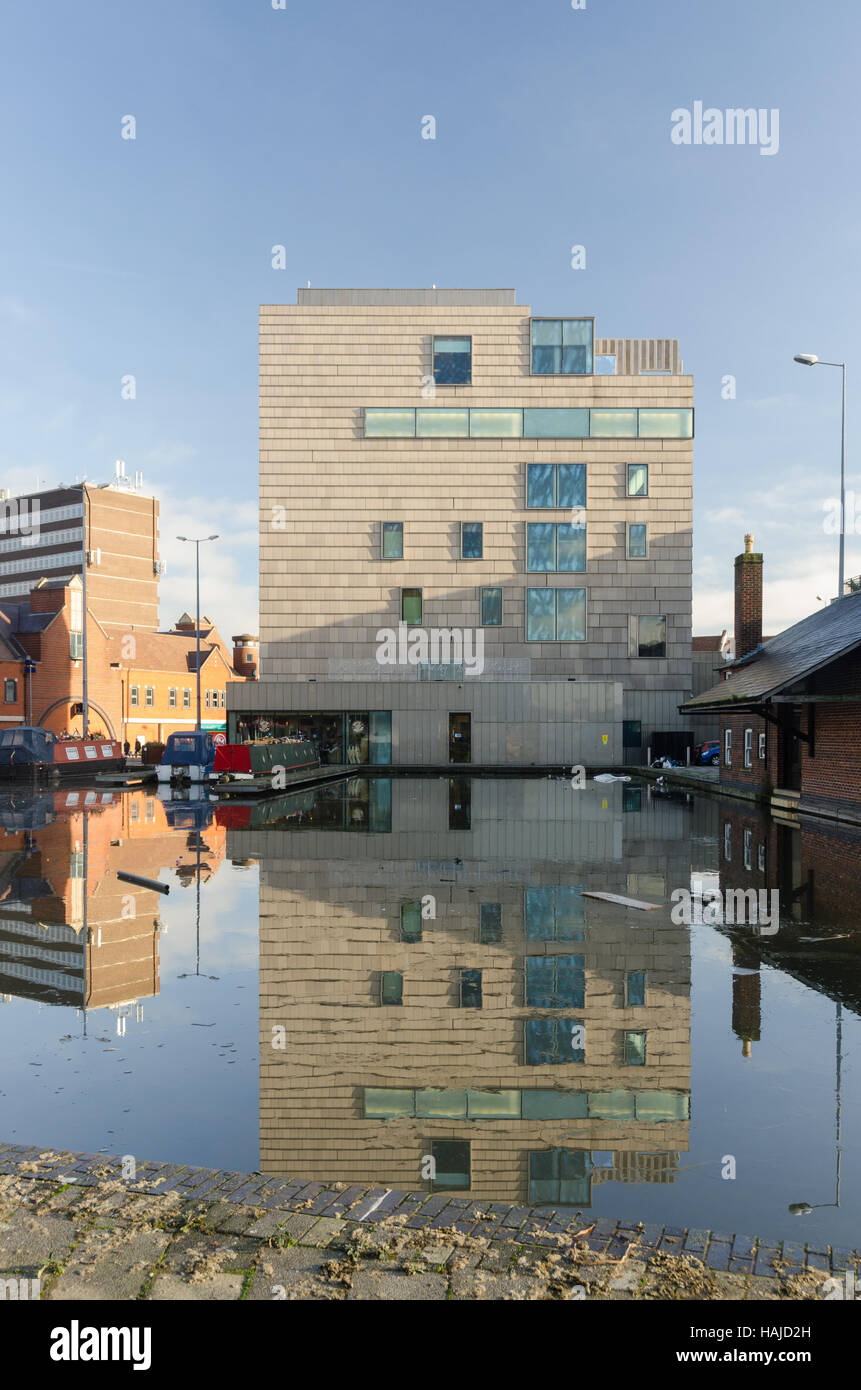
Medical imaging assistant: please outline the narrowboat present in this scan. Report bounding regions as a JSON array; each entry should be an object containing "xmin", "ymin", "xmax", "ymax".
[
  {"xmin": 156, "ymin": 730, "xmax": 217, "ymax": 785},
  {"xmin": 213, "ymin": 737, "xmax": 319, "ymax": 780},
  {"xmin": 0, "ymin": 726, "xmax": 124, "ymax": 780}
]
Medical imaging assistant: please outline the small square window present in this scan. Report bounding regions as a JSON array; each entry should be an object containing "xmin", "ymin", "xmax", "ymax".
[
  {"xmin": 627, "ymin": 464, "xmax": 649, "ymax": 497},
  {"xmin": 401, "ymin": 588, "xmax": 422, "ymax": 623},
  {"xmin": 624, "ymin": 1030, "xmax": 646, "ymax": 1065},
  {"xmin": 480, "ymin": 587, "xmax": 502, "ymax": 627},
  {"xmin": 525, "ymin": 1017, "xmax": 585, "ymax": 1065},
  {"xmin": 430, "ymin": 1139, "xmax": 471, "ymax": 1191},
  {"xmin": 480, "ymin": 902, "xmax": 502, "ymax": 943},
  {"xmin": 460, "ymin": 969, "xmax": 482, "ymax": 1008},
  {"xmin": 461, "ymin": 521, "xmax": 483, "ymax": 559},
  {"xmin": 382, "ymin": 522, "xmax": 403, "ymax": 559},
  {"xmin": 380, "ymin": 971, "xmax": 403, "ymax": 1006},
  {"xmin": 433, "ymin": 336, "xmax": 472, "ymax": 385},
  {"xmin": 627, "ymin": 523, "xmax": 648, "ymax": 559},
  {"xmin": 525, "ymin": 955, "xmax": 585, "ymax": 1009}
]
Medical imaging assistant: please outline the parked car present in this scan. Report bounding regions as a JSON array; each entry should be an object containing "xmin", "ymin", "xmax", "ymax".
[{"xmin": 698, "ymin": 740, "xmax": 720, "ymax": 766}]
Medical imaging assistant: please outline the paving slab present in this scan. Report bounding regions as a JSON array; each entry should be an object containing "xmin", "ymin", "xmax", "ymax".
[
  {"xmin": 44, "ymin": 1229, "xmax": 170, "ymax": 1301},
  {"xmin": 147, "ymin": 1271, "xmax": 245, "ymax": 1301},
  {"xmin": 0, "ymin": 1210, "xmax": 81, "ymax": 1271},
  {"xmin": 346, "ymin": 1269, "xmax": 448, "ymax": 1300}
]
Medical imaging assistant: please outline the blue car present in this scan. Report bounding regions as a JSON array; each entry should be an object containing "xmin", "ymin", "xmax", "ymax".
[{"xmin": 698, "ymin": 740, "xmax": 720, "ymax": 766}]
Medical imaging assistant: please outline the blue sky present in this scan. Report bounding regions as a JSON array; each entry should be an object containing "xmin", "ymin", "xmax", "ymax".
[{"xmin": 1, "ymin": 0, "xmax": 858, "ymax": 638}]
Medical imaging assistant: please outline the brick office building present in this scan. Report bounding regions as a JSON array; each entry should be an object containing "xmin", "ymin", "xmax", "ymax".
[
  {"xmin": 682, "ymin": 537, "xmax": 861, "ymax": 824},
  {"xmin": 1, "ymin": 480, "xmax": 160, "ymax": 632}
]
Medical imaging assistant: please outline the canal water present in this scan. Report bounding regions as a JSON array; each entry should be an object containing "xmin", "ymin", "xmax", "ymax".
[{"xmin": 0, "ymin": 775, "xmax": 858, "ymax": 1252}]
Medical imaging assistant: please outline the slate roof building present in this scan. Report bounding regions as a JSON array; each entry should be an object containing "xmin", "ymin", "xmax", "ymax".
[{"xmin": 682, "ymin": 537, "xmax": 861, "ymax": 823}]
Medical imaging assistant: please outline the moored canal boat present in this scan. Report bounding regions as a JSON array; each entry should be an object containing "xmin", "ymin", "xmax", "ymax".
[{"xmin": 0, "ymin": 726, "xmax": 124, "ymax": 780}]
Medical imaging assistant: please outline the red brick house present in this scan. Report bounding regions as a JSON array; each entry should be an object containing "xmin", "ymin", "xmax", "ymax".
[{"xmin": 682, "ymin": 537, "xmax": 861, "ymax": 824}]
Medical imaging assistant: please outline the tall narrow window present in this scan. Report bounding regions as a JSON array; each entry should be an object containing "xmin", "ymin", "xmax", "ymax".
[
  {"xmin": 145, "ymin": 687, "xmax": 154, "ymax": 708},
  {"xmin": 627, "ymin": 523, "xmax": 647, "ymax": 559},
  {"xmin": 3, "ymin": 679, "xmax": 17, "ymax": 703},
  {"xmin": 401, "ymin": 588, "xmax": 422, "ymax": 623},
  {"xmin": 744, "ymin": 728, "xmax": 753, "ymax": 768},
  {"xmin": 382, "ymin": 522, "xmax": 403, "ymax": 559},
  {"xmin": 183, "ymin": 688, "xmax": 191, "ymax": 708},
  {"xmin": 480, "ymin": 587, "xmax": 502, "ymax": 627},
  {"xmin": 461, "ymin": 522, "xmax": 483, "ymax": 559},
  {"xmin": 460, "ymin": 969, "xmax": 482, "ymax": 1008},
  {"xmin": 130, "ymin": 686, "xmax": 139, "ymax": 707},
  {"xmin": 724, "ymin": 729, "xmax": 732, "ymax": 766},
  {"xmin": 169, "ymin": 688, "xmax": 177, "ymax": 708},
  {"xmin": 626, "ymin": 971, "xmax": 646, "ymax": 1007},
  {"xmin": 380, "ymin": 971, "xmax": 403, "ymax": 1006},
  {"xmin": 400, "ymin": 901, "xmax": 423, "ymax": 943},
  {"xmin": 433, "ymin": 336, "xmax": 472, "ymax": 385},
  {"xmin": 479, "ymin": 902, "xmax": 502, "ymax": 943},
  {"xmin": 624, "ymin": 1031, "xmax": 647, "ymax": 1066},
  {"xmin": 635, "ymin": 616, "xmax": 666, "ymax": 658},
  {"xmin": 627, "ymin": 464, "xmax": 649, "ymax": 497}
]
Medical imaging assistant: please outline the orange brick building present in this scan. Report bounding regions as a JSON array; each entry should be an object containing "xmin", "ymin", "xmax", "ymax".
[{"xmin": 0, "ymin": 580, "xmax": 258, "ymax": 745}]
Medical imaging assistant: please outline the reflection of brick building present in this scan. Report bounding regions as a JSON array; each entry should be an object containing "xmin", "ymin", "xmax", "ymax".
[
  {"xmin": 683, "ymin": 537, "xmax": 861, "ymax": 823},
  {"xmin": 234, "ymin": 778, "xmax": 692, "ymax": 1202},
  {"xmin": 0, "ymin": 792, "xmax": 225, "ymax": 1012}
]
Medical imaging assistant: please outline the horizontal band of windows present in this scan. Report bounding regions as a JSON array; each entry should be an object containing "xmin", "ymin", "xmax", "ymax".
[
  {"xmin": 0, "ymin": 527, "xmax": 83, "ymax": 555},
  {"xmin": 0, "ymin": 549, "xmax": 83, "ymax": 577},
  {"xmin": 364, "ymin": 408, "xmax": 693, "ymax": 439},
  {"xmin": 363, "ymin": 1086, "xmax": 690, "ymax": 1122}
]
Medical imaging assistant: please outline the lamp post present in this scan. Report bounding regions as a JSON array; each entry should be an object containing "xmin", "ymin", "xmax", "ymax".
[
  {"xmin": 176, "ymin": 535, "xmax": 219, "ymax": 731},
  {"xmin": 793, "ymin": 353, "xmax": 847, "ymax": 600}
]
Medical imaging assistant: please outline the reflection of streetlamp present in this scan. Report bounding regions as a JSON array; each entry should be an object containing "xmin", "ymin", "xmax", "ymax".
[
  {"xmin": 789, "ymin": 1002, "xmax": 842, "ymax": 1215},
  {"xmin": 793, "ymin": 353, "xmax": 847, "ymax": 599},
  {"xmin": 176, "ymin": 535, "xmax": 219, "ymax": 732}
]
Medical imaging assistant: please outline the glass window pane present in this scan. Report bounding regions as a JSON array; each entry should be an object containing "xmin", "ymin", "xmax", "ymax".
[
  {"xmin": 556, "ymin": 955, "xmax": 586, "ymax": 1008},
  {"xmin": 525, "ymin": 886, "xmax": 554, "ymax": 940},
  {"xmin": 527, "ymin": 463, "xmax": 555, "ymax": 508},
  {"xmin": 524, "ymin": 408, "xmax": 590, "ymax": 439},
  {"xmin": 462, "ymin": 522, "xmax": 483, "ymax": 558},
  {"xmin": 381, "ymin": 971, "xmax": 403, "ymax": 1005},
  {"xmin": 433, "ymin": 337, "xmax": 471, "ymax": 385},
  {"xmin": 562, "ymin": 345, "xmax": 590, "ymax": 374},
  {"xmin": 625, "ymin": 1031, "xmax": 646, "ymax": 1065},
  {"xmin": 638, "ymin": 408, "xmax": 693, "ymax": 438},
  {"xmin": 556, "ymin": 588, "xmax": 587, "ymax": 641},
  {"xmin": 365, "ymin": 408, "xmax": 415, "ymax": 437},
  {"xmin": 557, "ymin": 523, "xmax": 586, "ymax": 572},
  {"xmin": 480, "ymin": 587, "xmax": 502, "ymax": 627},
  {"xmin": 555, "ymin": 885, "xmax": 586, "ymax": 940},
  {"xmin": 532, "ymin": 345, "xmax": 561, "ymax": 374},
  {"xmin": 557, "ymin": 464, "xmax": 586, "ymax": 508},
  {"xmin": 382, "ymin": 521, "xmax": 403, "ymax": 558},
  {"xmin": 526, "ymin": 588, "xmax": 555, "ymax": 641},
  {"xmin": 430, "ymin": 1140, "xmax": 471, "ymax": 1191},
  {"xmin": 627, "ymin": 464, "xmax": 649, "ymax": 497},
  {"xmin": 532, "ymin": 319, "xmax": 563, "ymax": 346},
  {"xmin": 469, "ymin": 409, "xmax": 522, "ymax": 437},
  {"xmin": 522, "ymin": 1089, "xmax": 588, "ymax": 1120},
  {"xmin": 525, "ymin": 1017, "xmax": 558, "ymax": 1065},
  {"xmin": 369, "ymin": 711, "xmax": 392, "ymax": 765},
  {"xmin": 401, "ymin": 588, "xmax": 422, "ymax": 623},
  {"xmin": 400, "ymin": 901, "xmax": 423, "ymax": 942},
  {"xmin": 638, "ymin": 615, "xmax": 666, "ymax": 658},
  {"xmin": 562, "ymin": 318, "xmax": 592, "ymax": 346},
  {"xmin": 480, "ymin": 902, "xmax": 502, "ymax": 943},
  {"xmin": 416, "ymin": 408, "xmax": 469, "ymax": 437},
  {"xmin": 527, "ymin": 522, "xmax": 556, "ymax": 572},
  {"xmin": 626, "ymin": 971, "xmax": 646, "ymax": 1007},
  {"xmin": 415, "ymin": 1088, "xmax": 467, "ymax": 1118},
  {"xmin": 460, "ymin": 968, "xmax": 482, "ymax": 1008},
  {"xmin": 628, "ymin": 523, "xmax": 647, "ymax": 558},
  {"xmin": 525, "ymin": 956, "xmax": 556, "ymax": 1008},
  {"xmin": 595, "ymin": 354, "xmax": 616, "ymax": 374},
  {"xmin": 590, "ymin": 409, "xmax": 637, "ymax": 438}
]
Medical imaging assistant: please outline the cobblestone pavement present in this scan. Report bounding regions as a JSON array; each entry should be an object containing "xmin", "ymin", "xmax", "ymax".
[{"xmin": 1, "ymin": 1142, "xmax": 857, "ymax": 1301}]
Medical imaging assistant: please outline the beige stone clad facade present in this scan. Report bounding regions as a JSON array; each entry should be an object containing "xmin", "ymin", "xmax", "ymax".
[{"xmin": 239, "ymin": 288, "xmax": 694, "ymax": 764}]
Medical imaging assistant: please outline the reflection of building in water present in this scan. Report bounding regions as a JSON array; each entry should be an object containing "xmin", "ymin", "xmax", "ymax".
[
  {"xmin": 714, "ymin": 802, "xmax": 861, "ymax": 1046},
  {"xmin": 0, "ymin": 790, "xmax": 225, "ymax": 1017},
  {"xmin": 236, "ymin": 777, "xmax": 692, "ymax": 1203}
]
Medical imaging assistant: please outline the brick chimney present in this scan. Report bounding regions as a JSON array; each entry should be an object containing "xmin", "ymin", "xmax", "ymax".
[{"xmin": 734, "ymin": 534, "xmax": 763, "ymax": 659}]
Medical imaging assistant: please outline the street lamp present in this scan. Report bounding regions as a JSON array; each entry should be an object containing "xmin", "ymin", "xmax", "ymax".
[
  {"xmin": 793, "ymin": 353, "xmax": 847, "ymax": 600},
  {"xmin": 177, "ymin": 535, "xmax": 219, "ymax": 731}
]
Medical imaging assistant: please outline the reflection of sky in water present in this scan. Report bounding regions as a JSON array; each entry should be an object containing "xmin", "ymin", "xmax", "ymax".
[{"xmin": 0, "ymin": 778, "xmax": 858, "ymax": 1252}]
